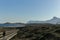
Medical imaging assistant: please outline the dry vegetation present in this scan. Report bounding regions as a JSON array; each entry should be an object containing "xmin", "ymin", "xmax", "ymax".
[{"xmin": 10, "ymin": 24, "xmax": 60, "ymax": 40}]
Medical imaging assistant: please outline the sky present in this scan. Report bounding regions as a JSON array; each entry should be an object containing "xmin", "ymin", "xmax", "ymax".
[{"xmin": 0, "ymin": 0, "xmax": 60, "ymax": 23}]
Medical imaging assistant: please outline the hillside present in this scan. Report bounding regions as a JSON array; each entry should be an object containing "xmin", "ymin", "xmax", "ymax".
[
  {"xmin": 28, "ymin": 17, "xmax": 60, "ymax": 24},
  {"xmin": 10, "ymin": 24, "xmax": 60, "ymax": 40}
]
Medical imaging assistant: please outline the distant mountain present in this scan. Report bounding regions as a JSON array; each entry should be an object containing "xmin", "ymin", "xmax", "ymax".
[
  {"xmin": 28, "ymin": 17, "xmax": 60, "ymax": 24},
  {"xmin": 0, "ymin": 23, "xmax": 25, "ymax": 27}
]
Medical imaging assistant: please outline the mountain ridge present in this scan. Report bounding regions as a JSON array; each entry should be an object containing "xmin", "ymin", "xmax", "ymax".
[{"xmin": 28, "ymin": 17, "xmax": 60, "ymax": 24}]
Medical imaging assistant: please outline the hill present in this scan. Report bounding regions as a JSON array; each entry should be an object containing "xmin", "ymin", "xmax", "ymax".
[{"xmin": 28, "ymin": 17, "xmax": 60, "ymax": 24}]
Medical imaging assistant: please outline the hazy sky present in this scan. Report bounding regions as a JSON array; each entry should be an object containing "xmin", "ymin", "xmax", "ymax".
[{"xmin": 0, "ymin": 0, "xmax": 60, "ymax": 23}]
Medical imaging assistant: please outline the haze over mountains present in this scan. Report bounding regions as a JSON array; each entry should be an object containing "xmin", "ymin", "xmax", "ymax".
[
  {"xmin": 28, "ymin": 17, "xmax": 60, "ymax": 24},
  {"xmin": 0, "ymin": 17, "xmax": 60, "ymax": 27}
]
